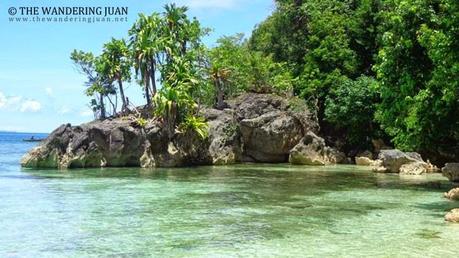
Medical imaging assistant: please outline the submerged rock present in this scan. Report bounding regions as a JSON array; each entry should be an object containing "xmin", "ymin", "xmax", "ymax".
[
  {"xmin": 22, "ymin": 93, "xmax": 343, "ymax": 169},
  {"xmin": 442, "ymin": 163, "xmax": 459, "ymax": 182},
  {"xmin": 445, "ymin": 209, "xmax": 459, "ymax": 223},
  {"xmin": 444, "ymin": 188, "xmax": 459, "ymax": 200},
  {"xmin": 289, "ymin": 132, "xmax": 345, "ymax": 165}
]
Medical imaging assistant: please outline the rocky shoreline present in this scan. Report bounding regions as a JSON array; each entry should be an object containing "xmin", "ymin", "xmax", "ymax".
[
  {"xmin": 21, "ymin": 93, "xmax": 344, "ymax": 169},
  {"xmin": 21, "ymin": 93, "xmax": 459, "ymax": 222}
]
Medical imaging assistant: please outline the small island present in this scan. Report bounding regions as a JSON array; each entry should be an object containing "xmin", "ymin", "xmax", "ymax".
[
  {"xmin": 21, "ymin": 3, "xmax": 459, "ymax": 222},
  {"xmin": 11, "ymin": 3, "xmax": 459, "ymax": 255}
]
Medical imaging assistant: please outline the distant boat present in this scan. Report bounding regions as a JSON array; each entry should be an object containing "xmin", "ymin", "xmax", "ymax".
[{"xmin": 23, "ymin": 136, "xmax": 44, "ymax": 142}]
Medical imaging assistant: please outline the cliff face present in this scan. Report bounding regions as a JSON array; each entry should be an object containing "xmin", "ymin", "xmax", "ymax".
[{"xmin": 21, "ymin": 93, "xmax": 345, "ymax": 169}]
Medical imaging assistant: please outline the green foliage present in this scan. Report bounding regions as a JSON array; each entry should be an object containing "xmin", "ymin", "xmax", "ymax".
[
  {"xmin": 100, "ymin": 38, "xmax": 131, "ymax": 83},
  {"xmin": 249, "ymin": 0, "xmax": 380, "ymax": 120},
  {"xmin": 135, "ymin": 117, "xmax": 148, "ymax": 128},
  {"xmin": 68, "ymin": 0, "xmax": 459, "ymax": 161},
  {"xmin": 127, "ymin": 4, "xmax": 209, "ymax": 137},
  {"xmin": 325, "ymin": 76, "xmax": 381, "ymax": 148},
  {"xmin": 209, "ymin": 34, "xmax": 293, "ymax": 106},
  {"xmin": 70, "ymin": 50, "xmax": 114, "ymax": 119},
  {"xmin": 178, "ymin": 115, "xmax": 209, "ymax": 139},
  {"xmin": 374, "ymin": 0, "xmax": 459, "ymax": 154}
]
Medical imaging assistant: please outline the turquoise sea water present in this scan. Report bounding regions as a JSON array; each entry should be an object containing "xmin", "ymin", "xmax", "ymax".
[{"xmin": 1, "ymin": 131, "xmax": 459, "ymax": 257}]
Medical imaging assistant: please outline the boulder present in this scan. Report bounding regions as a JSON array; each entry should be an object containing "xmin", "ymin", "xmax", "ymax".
[
  {"xmin": 442, "ymin": 163, "xmax": 459, "ymax": 182},
  {"xmin": 22, "ymin": 119, "xmax": 146, "ymax": 168},
  {"xmin": 355, "ymin": 157, "xmax": 376, "ymax": 166},
  {"xmin": 399, "ymin": 162, "xmax": 427, "ymax": 175},
  {"xmin": 240, "ymin": 111, "xmax": 303, "ymax": 162},
  {"xmin": 289, "ymin": 132, "xmax": 345, "ymax": 165},
  {"xmin": 445, "ymin": 209, "xmax": 459, "ymax": 223},
  {"xmin": 378, "ymin": 149, "xmax": 421, "ymax": 173},
  {"xmin": 229, "ymin": 93, "xmax": 318, "ymax": 133},
  {"xmin": 203, "ymin": 108, "xmax": 242, "ymax": 165},
  {"xmin": 230, "ymin": 93, "xmax": 319, "ymax": 162},
  {"xmin": 372, "ymin": 149, "xmax": 428, "ymax": 173},
  {"xmin": 444, "ymin": 188, "xmax": 459, "ymax": 200}
]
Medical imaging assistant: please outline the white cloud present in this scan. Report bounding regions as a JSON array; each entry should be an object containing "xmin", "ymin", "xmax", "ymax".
[
  {"xmin": 0, "ymin": 92, "xmax": 6, "ymax": 108},
  {"xmin": 20, "ymin": 100, "xmax": 42, "ymax": 112},
  {"xmin": 0, "ymin": 92, "xmax": 21, "ymax": 109},
  {"xmin": 0, "ymin": 91, "xmax": 42, "ymax": 113},
  {"xmin": 177, "ymin": 0, "xmax": 239, "ymax": 10}
]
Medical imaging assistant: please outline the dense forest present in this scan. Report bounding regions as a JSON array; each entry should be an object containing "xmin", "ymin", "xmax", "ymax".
[{"xmin": 71, "ymin": 1, "xmax": 458, "ymax": 163}]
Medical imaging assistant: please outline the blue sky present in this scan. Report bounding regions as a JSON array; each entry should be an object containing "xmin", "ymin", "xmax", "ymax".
[{"xmin": 0, "ymin": 0, "xmax": 274, "ymax": 133}]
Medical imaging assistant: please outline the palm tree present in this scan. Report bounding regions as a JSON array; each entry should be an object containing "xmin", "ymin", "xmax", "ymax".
[
  {"xmin": 129, "ymin": 13, "xmax": 161, "ymax": 106},
  {"xmin": 100, "ymin": 38, "xmax": 131, "ymax": 112}
]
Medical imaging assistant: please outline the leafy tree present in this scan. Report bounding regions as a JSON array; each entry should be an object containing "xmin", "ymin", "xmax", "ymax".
[
  {"xmin": 151, "ymin": 4, "xmax": 209, "ymax": 138},
  {"xmin": 99, "ymin": 38, "xmax": 132, "ymax": 112},
  {"xmin": 325, "ymin": 76, "xmax": 381, "ymax": 149},
  {"xmin": 129, "ymin": 13, "xmax": 162, "ymax": 106},
  {"xmin": 375, "ymin": 0, "xmax": 459, "ymax": 158},
  {"xmin": 208, "ymin": 34, "xmax": 293, "ymax": 108},
  {"xmin": 71, "ymin": 50, "xmax": 110, "ymax": 119}
]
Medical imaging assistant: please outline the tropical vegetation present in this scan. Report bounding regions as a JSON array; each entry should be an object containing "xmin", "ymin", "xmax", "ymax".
[{"xmin": 71, "ymin": 1, "xmax": 458, "ymax": 161}]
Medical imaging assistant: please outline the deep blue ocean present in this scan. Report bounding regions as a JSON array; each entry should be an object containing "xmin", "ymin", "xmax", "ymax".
[{"xmin": 0, "ymin": 132, "xmax": 48, "ymax": 172}]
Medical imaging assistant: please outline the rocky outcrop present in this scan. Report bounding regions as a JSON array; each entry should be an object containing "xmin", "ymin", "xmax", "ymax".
[
  {"xmin": 445, "ymin": 209, "xmax": 459, "ymax": 223},
  {"xmin": 444, "ymin": 188, "xmax": 459, "ymax": 200},
  {"xmin": 442, "ymin": 163, "xmax": 459, "ymax": 182},
  {"xmin": 202, "ymin": 108, "xmax": 241, "ymax": 165},
  {"xmin": 22, "ymin": 93, "xmax": 344, "ymax": 169},
  {"xmin": 230, "ymin": 93, "xmax": 317, "ymax": 162},
  {"xmin": 289, "ymin": 132, "xmax": 346, "ymax": 165},
  {"xmin": 21, "ymin": 120, "xmax": 146, "ymax": 168},
  {"xmin": 371, "ymin": 149, "xmax": 429, "ymax": 174}
]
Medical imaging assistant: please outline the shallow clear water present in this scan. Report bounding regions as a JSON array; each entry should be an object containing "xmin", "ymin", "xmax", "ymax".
[{"xmin": 1, "ymin": 132, "xmax": 459, "ymax": 257}]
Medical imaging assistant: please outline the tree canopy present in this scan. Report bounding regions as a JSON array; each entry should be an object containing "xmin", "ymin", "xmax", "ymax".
[{"xmin": 70, "ymin": 1, "xmax": 459, "ymax": 162}]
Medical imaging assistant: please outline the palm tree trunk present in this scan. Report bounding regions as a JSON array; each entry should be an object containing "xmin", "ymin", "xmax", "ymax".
[
  {"xmin": 118, "ymin": 77, "xmax": 127, "ymax": 111},
  {"xmin": 99, "ymin": 93, "xmax": 106, "ymax": 119},
  {"xmin": 144, "ymin": 72, "xmax": 151, "ymax": 107},
  {"xmin": 150, "ymin": 59, "xmax": 157, "ymax": 96}
]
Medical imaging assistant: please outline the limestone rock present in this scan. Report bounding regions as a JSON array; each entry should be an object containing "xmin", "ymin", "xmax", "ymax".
[
  {"xmin": 399, "ymin": 162, "xmax": 427, "ymax": 175},
  {"xmin": 240, "ymin": 111, "xmax": 303, "ymax": 162},
  {"xmin": 21, "ymin": 93, "xmax": 324, "ymax": 169},
  {"xmin": 372, "ymin": 149, "xmax": 428, "ymax": 174},
  {"xmin": 289, "ymin": 132, "xmax": 345, "ymax": 165},
  {"xmin": 442, "ymin": 163, "xmax": 459, "ymax": 182},
  {"xmin": 445, "ymin": 209, "xmax": 459, "ymax": 223},
  {"xmin": 203, "ymin": 108, "xmax": 242, "ymax": 165},
  {"xmin": 444, "ymin": 188, "xmax": 459, "ymax": 200},
  {"xmin": 425, "ymin": 161, "xmax": 440, "ymax": 173},
  {"xmin": 355, "ymin": 157, "xmax": 376, "ymax": 166},
  {"xmin": 378, "ymin": 149, "xmax": 421, "ymax": 173}
]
